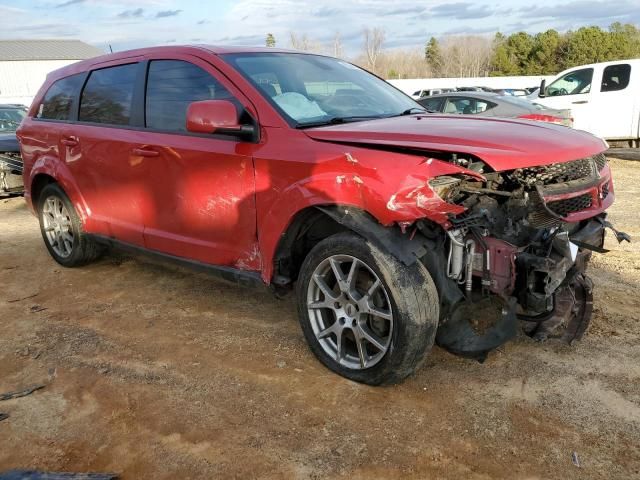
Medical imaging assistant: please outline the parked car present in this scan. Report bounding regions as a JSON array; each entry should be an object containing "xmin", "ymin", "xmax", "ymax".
[
  {"xmin": 410, "ymin": 88, "xmax": 455, "ymax": 99},
  {"xmin": 418, "ymin": 92, "xmax": 572, "ymax": 126},
  {"xmin": 530, "ymin": 59, "xmax": 640, "ymax": 145},
  {"xmin": 455, "ymin": 86, "xmax": 494, "ymax": 93},
  {"xmin": 18, "ymin": 46, "xmax": 627, "ymax": 385},
  {"xmin": 0, "ymin": 104, "xmax": 26, "ymax": 195}
]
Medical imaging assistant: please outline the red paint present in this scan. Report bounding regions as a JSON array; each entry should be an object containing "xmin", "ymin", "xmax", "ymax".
[
  {"xmin": 17, "ymin": 46, "xmax": 614, "ymax": 284},
  {"xmin": 186, "ymin": 100, "xmax": 239, "ymax": 134}
]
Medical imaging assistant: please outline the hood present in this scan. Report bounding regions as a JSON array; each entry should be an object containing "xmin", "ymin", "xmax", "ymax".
[
  {"xmin": 0, "ymin": 132, "xmax": 19, "ymax": 153},
  {"xmin": 303, "ymin": 114, "xmax": 606, "ymax": 171}
]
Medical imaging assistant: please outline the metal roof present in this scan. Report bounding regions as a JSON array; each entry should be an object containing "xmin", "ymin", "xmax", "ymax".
[{"xmin": 0, "ymin": 40, "xmax": 104, "ymax": 61}]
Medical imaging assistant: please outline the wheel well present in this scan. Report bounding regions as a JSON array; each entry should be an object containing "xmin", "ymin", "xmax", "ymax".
[
  {"xmin": 272, "ymin": 207, "xmax": 349, "ymax": 287},
  {"xmin": 31, "ymin": 174, "xmax": 56, "ymax": 211}
]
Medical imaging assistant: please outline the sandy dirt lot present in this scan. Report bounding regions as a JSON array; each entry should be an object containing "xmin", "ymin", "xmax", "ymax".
[{"xmin": 0, "ymin": 158, "xmax": 639, "ymax": 479}]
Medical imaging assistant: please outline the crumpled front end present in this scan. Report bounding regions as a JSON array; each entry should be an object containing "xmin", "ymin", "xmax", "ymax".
[{"xmin": 423, "ymin": 153, "xmax": 630, "ymax": 360}]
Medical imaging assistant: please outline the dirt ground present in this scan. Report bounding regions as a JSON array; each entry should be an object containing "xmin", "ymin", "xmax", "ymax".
[{"xmin": 1, "ymin": 158, "xmax": 639, "ymax": 479}]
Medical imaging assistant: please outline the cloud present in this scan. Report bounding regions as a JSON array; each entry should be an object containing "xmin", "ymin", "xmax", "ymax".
[
  {"xmin": 430, "ymin": 2, "xmax": 495, "ymax": 20},
  {"xmin": 117, "ymin": 8, "xmax": 144, "ymax": 19},
  {"xmin": 57, "ymin": 0, "xmax": 85, "ymax": 7},
  {"xmin": 518, "ymin": 0, "xmax": 638, "ymax": 21},
  {"xmin": 155, "ymin": 9, "xmax": 182, "ymax": 18}
]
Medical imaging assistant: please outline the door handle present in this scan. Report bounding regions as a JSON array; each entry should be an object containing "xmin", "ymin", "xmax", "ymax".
[
  {"xmin": 572, "ymin": 100, "xmax": 589, "ymax": 104},
  {"xmin": 61, "ymin": 136, "xmax": 78, "ymax": 147},
  {"xmin": 132, "ymin": 148, "xmax": 159, "ymax": 157}
]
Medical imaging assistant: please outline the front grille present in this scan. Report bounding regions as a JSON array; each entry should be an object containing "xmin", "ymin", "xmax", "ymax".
[
  {"xmin": 547, "ymin": 194, "xmax": 593, "ymax": 217},
  {"xmin": 518, "ymin": 157, "xmax": 596, "ymax": 185},
  {"xmin": 593, "ymin": 153, "xmax": 607, "ymax": 171}
]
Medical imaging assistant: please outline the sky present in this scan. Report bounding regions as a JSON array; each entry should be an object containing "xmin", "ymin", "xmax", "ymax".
[{"xmin": 1, "ymin": 0, "xmax": 639, "ymax": 56}]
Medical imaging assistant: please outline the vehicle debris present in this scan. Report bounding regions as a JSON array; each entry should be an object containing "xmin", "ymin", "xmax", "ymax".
[
  {"xmin": 572, "ymin": 451, "xmax": 581, "ymax": 468},
  {"xmin": 0, "ymin": 472, "xmax": 118, "ymax": 480},
  {"xmin": 0, "ymin": 384, "xmax": 46, "ymax": 401}
]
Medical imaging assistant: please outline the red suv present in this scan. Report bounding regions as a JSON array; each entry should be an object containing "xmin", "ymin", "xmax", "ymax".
[{"xmin": 18, "ymin": 46, "xmax": 627, "ymax": 385}]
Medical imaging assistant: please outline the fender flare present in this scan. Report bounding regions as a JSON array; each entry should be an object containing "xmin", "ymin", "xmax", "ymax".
[{"xmin": 315, "ymin": 205, "xmax": 430, "ymax": 266}]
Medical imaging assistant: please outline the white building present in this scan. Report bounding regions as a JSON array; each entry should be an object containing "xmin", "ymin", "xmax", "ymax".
[{"xmin": 0, "ymin": 40, "xmax": 104, "ymax": 107}]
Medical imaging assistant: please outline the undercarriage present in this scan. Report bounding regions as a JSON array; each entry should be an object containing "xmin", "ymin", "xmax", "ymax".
[{"xmin": 422, "ymin": 153, "xmax": 630, "ymax": 360}]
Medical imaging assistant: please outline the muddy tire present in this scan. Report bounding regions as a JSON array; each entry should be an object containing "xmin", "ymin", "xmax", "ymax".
[
  {"xmin": 296, "ymin": 232, "xmax": 439, "ymax": 385},
  {"xmin": 37, "ymin": 183, "xmax": 103, "ymax": 267}
]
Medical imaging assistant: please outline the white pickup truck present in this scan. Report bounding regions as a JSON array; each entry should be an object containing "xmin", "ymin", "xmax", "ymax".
[{"xmin": 530, "ymin": 59, "xmax": 640, "ymax": 147}]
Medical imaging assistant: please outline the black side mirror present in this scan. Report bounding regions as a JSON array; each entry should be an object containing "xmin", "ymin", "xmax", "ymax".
[{"xmin": 539, "ymin": 79, "xmax": 546, "ymax": 98}]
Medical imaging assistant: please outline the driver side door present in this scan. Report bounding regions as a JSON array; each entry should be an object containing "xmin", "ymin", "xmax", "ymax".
[{"xmin": 540, "ymin": 67, "xmax": 594, "ymax": 133}]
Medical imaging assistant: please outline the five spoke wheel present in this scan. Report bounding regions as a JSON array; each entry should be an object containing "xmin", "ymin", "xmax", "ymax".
[
  {"xmin": 41, "ymin": 195, "xmax": 74, "ymax": 258},
  {"xmin": 307, "ymin": 255, "xmax": 393, "ymax": 370}
]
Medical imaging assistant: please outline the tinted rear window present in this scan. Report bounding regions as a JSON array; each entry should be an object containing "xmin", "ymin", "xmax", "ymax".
[
  {"xmin": 79, "ymin": 63, "xmax": 137, "ymax": 125},
  {"xmin": 39, "ymin": 74, "xmax": 84, "ymax": 121}
]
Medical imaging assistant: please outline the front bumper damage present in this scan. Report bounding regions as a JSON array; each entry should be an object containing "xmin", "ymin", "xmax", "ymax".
[
  {"xmin": 422, "ymin": 153, "xmax": 630, "ymax": 361},
  {"xmin": 434, "ymin": 215, "xmax": 629, "ymax": 361}
]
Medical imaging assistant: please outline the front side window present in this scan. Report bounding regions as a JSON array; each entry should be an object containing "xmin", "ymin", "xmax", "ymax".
[
  {"xmin": 601, "ymin": 64, "xmax": 631, "ymax": 92},
  {"xmin": 145, "ymin": 60, "xmax": 234, "ymax": 131},
  {"xmin": 79, "ymin": 63, "xmax": 137, "ymax": 125},
  {"xmin": 443, "ymin": 97, "xmax": 494, "ymax": 114},
  {"xmin": 38, "ymin": 74, "xmax": 84, "ymax": 121},
  {"xmin": 222, "ymin": 52, "xmax": 418, "ymax": 127},
  {"xmin": 546, "ymin": 68, "xmax": 593, "ymax": 96}
]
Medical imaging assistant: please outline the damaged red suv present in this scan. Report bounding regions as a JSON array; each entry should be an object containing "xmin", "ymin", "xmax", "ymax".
[{"xmin": 18, "ymin": 46, "xmax": 629, "ymax": 385}]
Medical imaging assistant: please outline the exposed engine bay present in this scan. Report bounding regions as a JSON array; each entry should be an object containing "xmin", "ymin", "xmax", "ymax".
[
  {"xmin": 420, "ymin": 153, "xmax": 631, "ymax": 360},
  {"xmin": 0, "ymin": 152, "xmax": 23, "ymax": 195}
]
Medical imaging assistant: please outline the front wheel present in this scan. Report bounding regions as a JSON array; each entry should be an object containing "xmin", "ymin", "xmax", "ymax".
[{"xmin": 296, "ymin": 232, "xmax": 439, "ymax": 385}]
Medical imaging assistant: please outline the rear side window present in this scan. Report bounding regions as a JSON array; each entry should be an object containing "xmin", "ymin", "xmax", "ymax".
[
  {"xmin": 79, "ymin": 64, "xmax": 137, "ymax": 125},
  {"xmin": 601, "ymin": 64, "xmax": 631, "ymax": 92},
  {"xmin": 38, "ymin": 74, "xmax": 84, "ymax": 121},
  {"xmin": 419, "ymin": 97, "xmax": 444, "ymax": 112},
  {"xmin": 145, "ymin": 60, "xmax": 233, "ymax": 132}
]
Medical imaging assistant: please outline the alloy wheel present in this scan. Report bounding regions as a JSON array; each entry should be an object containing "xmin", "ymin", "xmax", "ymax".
[
  {"xmin": 306, "ymin": 254, "xmax": 393, "ymax": 369},
  {"xmin": 41, "ymin": 195, "xmax": 74, "ymax": 258}
]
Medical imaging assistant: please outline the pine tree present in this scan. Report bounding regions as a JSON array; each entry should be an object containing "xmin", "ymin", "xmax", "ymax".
[
  {"xmin": 424, "ymin": 37, "xmax": 443, "ymax": 77},
  {"xmin": 266, "ymin": 33, "xmax": 276, "ymax": 48}
]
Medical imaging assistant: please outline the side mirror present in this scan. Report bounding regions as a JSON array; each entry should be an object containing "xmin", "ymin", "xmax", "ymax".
[
  {"xmin": 186, "ymin": 100, "xmax": 255, "ymax": 139},
  {"xmin": 539, "ymin": 79, "xmax": 546, "ymax": 98}
]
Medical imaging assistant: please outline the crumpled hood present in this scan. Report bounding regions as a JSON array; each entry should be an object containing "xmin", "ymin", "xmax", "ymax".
[{"xmin": 303, "ymin": 114, "xmax": 607, "ymax": 171}]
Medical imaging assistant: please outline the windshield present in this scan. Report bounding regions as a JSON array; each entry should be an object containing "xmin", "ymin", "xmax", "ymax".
[
  {"xmin": 0, "ymin": 107, "xmax": 26, "ymax": 132},
  {"xmin": 222, "ymin": 52, "xmax": 420, "ymax": 127}
]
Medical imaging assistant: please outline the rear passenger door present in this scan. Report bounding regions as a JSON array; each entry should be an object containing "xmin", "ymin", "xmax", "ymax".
[
  {"xmin": 590, "ymin": 63, "xmax": 634, "ymax": 139},
  {"xmin": 134, "ymin": 56, "xmax": 260, "ymax": 270},
  {"xmin": 72, "ymin": 60, "xmax": 150, "ymax": 245}
]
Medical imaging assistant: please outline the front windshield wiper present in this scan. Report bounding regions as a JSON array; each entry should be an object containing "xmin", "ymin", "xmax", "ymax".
[{"xmin": 295, "ymin": 115, "xmax": 388, "ymax": 129}]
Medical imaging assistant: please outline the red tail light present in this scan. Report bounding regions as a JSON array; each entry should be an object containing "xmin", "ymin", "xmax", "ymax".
[{"xmin": 518, "ymin": 114, "xmax": 573, "ymax": 127}]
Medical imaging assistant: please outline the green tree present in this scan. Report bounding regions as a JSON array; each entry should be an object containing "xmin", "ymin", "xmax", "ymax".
[
  {"xmin": 562, "ymin": 26, "xmax": 613, "ymax": 67},
  {"xmin": 424, "ymin": 37, "xmax": 443, "ymax": 76},
  {"xmin": 265, "ymin": 33, "xmax": 276, "ymax": 48},
  {"xmin": 528, "ymin": 29, "xmax": 562, "ymax": 74}
]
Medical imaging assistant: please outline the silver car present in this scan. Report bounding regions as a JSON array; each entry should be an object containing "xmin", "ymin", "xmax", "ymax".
[{"xmin": 418, "ymin": 92, "xmax": 572, "ymax": 127}]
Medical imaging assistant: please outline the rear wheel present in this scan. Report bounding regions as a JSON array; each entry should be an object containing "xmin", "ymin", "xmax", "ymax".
[
  {"xmin": 296, "ymin": 232, "xmax": 439, "ymax": 385},
  {"xmin": 37, "ymin": 183, "xmax": 102, "ymax": 267}
]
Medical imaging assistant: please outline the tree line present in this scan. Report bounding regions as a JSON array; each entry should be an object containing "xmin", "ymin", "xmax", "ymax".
[{"xmin": 265, "ymin": 23, "xmax": 640, "ymax": 79}]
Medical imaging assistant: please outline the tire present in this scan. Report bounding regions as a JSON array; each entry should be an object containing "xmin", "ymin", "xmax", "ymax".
[
  {"xmin": 296, "ymin": 232, "xmax": 439, "ymax": 385},
  {"xmin": 37, "ymin": 183, "xmax": 103, "ymax": 267}
]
